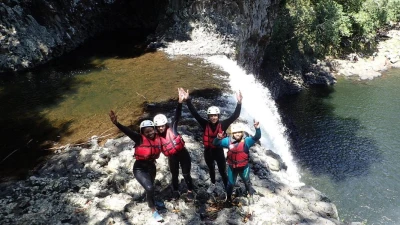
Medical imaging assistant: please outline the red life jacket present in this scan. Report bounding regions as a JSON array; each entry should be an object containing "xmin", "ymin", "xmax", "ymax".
[
  {"xmin": 227, "ymin": 140, "xmax": 248, "ymax": 168},
  {"xmin": 203, "ymin": 123, "xmax": 224, "ymax": 149},
  {"xmin": 134, "ymin": 135, "xmax": 161, "ymax": 160},
  {"xmin": 159, "ymin": 128, "xmax": 185, "ymax": 157}
]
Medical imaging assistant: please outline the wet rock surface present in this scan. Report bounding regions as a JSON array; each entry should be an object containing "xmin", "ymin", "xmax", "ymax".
[{"xmin": 0, "ymin": 99, "xmax": 347, "ymax": 225}]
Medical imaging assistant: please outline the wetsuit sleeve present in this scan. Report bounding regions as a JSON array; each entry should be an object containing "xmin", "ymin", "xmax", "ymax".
[
  {"xmin": 213, "ymin": 136, "xmax": 230, "ymax": 148},
  {"xmin": 186, "ymin": 97, "xmax": 208, "ymax": 129},
  {"xmin": 221, "ymin": 102, "xmax": 242, "ymax": 131},
  {"xmin": 115, "ymin": 122, "xmax": 142, "ymax": 144},
  {"xmin": 244, "ymin": 128, "xmax": 261, "ymax": 151},
  {"xmin": 171, "ymin": 103, "xmax": 182, "ymax": 136},
  {"xmin": 252, "ymin": 127, "xmax": 261, "ymax": 141}
]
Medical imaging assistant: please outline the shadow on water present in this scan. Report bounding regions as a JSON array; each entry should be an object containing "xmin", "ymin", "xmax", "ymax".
[
  {"xmin": 0, "ymin": 29, "xmax": 152, "ymax": 181},
  {"xmin": 0, "ymin": 72, "xmax": 81, "ymax": 180},
  {"xmin": 277, "ymin": 86, "xmax": 382, "ymax": 182}
]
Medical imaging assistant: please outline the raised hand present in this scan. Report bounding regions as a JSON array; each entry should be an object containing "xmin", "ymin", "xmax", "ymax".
[
  {"xmin": 109, "ymin": 110, "xmax": 118, "ymax": 125},
  {"xmin": 178, "ymin": 88, "xmax": 189, "ymax": 101},
  {"xmin": 217, "ymin": 131, "xmax": 225, "ymax": 139},
  {"xmin": 253, "ymin": 119, "xmax": 260, "ymax": 129},
  {"xmin": 236, "ymin": 90, "xmax": 243, "ymax": 103},
  {"xmin": 178, "ymin": 88, "xmax": 185, "ymax": 103}
]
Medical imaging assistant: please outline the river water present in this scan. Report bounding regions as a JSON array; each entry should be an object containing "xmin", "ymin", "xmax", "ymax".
[{"xmin": 277, "ymin": 69, "xmax": 400, "ymax": 224}]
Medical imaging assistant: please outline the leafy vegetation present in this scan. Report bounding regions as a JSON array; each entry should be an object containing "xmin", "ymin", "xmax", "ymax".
[{"xmin": 266, "ymin": 0, "xmax": 400, "ymax": 63}]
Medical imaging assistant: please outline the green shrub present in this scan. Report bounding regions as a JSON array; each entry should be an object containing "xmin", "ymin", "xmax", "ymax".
[
  {"xmin": 313, "ymin": 0, "xmax": 352, "ymax": 56},
  {"xmin": 352, "ymin": 0, "xmax": 388, "ymax": 41},
  {"xmin": 387, "ymin": 0, "xmax": 400, "ymax": 22},
  {"xmin": 266, "ymin": 0, "xmax": 400, "ymax": 64}
]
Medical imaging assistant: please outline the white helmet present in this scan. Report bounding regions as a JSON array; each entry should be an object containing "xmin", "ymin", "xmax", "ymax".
[
  {"xmin": 230, "ymin": 123, "xmax": 244, "ymax": 133},
  {"xmin": 140, "ymin": 120, "xmax": 155, "ymax": 129},
  {"xmin": 207, "ymin": 106, "xmax": 220, "ymax": 115},
  {"xmin": 153, "ymin": 114, "xmax": 168, "ymax": 126}
]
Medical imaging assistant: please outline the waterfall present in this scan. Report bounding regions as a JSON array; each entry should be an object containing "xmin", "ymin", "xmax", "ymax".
[
  {"xmin": 205, "ymin": 55, "xmax": 301, "ymax": 183},
  {"xmin": 160, "ymin": 0, "xmax": 300, "ymax": 182}
]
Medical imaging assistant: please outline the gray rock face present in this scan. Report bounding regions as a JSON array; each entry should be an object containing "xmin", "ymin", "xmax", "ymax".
[
  {"xmin": 156, "ymin": 0, "xmax": 339, "ymax": 99},
  {"xmin": 0, "ymin": 0, "xmax": 166, "ymax": 73},
  {"xmin": 0, "ymin": 103, "xmax": 346, "ymax": 224},
  {"xmin": 157, "ymin": 0, "xmax": 280, "ymax": 75}
]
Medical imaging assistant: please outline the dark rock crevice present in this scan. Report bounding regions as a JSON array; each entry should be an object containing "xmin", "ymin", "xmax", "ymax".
[{"xmin": 0, "ymin": 0, "xmax": 169, "ymax": 73}]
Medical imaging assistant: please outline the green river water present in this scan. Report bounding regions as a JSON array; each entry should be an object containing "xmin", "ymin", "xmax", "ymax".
[
  {"xmin": 277, "ymin": 69, "xmax": 400, "ymax": 224},
  {"xmin": 0, "ymin": 31, "xmax": 227, "ymax": 180}
]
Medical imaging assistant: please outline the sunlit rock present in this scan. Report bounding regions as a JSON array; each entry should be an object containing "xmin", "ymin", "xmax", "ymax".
[{"xmin": 97, "ymin": 193, "xmax": 132, "ymax": 211}]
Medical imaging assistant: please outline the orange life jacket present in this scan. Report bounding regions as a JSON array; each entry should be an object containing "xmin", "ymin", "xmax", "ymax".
[
  {"xmin": 203, "ymin": 123, "xmax": 223, "ymax": 149},
  {"xmin": 159, "ymin": 128, "xmax": 185, "ymax": 157},
  {"xmin": 134, "ymin": 135, "xmax": 161, "ymax": 160},
  {"xmin": 227, "ymin": 140, "xmax": 248, "ymax": 168}
]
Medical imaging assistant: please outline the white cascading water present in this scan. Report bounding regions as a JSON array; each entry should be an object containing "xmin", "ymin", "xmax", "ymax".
[
  {"xmin": 205, "ymin": 55, "xmax": 301, "ymax": 184},
  {"xmin": 161, "ymin": 14, "xmax": 301, "ymax": 184}
]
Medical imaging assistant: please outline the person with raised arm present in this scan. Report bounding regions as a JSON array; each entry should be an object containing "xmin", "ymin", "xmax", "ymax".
[
  {"xmin": 152, "ymin": 89, "xmax": 195, "ymax": 201},
  {"xmin": 109, "ymin": 111, "xmax": 163, "ymax": 222},
  {"xmin": 179, "ymin": 88, "xmax": 242, "ymax": 193},
  {"xmin": 213, "ymin": 120, "xmax": 261, "ymax": 205}
]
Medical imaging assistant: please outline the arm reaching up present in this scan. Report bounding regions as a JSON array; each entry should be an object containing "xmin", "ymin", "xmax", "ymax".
[
  {"xmin": 179, "ymin": 87, "xmax": 208, "ymax": 128},
  {"xmin": 213, "ymin": 131, "xmax": 229, "ymax": 147},
  {"xmin": 109, "ymin": 110, "xmax": 141, "ymax": 144},
  {"xmin": 178, "ymin": 87, "xmax": 188, "ymax": 102},
  {"xmin": 170, "ymin": 88, "xmax": 184, "ymax": 136},
  {"xmin": 254, "ymin": 119, "xmax": 260, "ymax": 129},
  {"xmin": 236, "ymin": 90, "xmax": 243, "ymax": 104},
  {"xmin": 220, "ymin": 91, "xmax": 242, "ymax": 129},
  {"xmin": 109, "ymin": 110, "xmax": 118, "ymax": 125},
  {"xmin": 216, "ymin": 131, "xmax": 225, "ymax": 140},
  {"xmin": 251, "ymin": 119, "xmax": 261, "ymax": 142}
]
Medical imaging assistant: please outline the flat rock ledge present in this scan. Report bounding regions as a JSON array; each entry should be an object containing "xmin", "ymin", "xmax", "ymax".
[
  {"xmin": 330, "ymin": 28, "xmax": 400, "ymax": 80},
  {"xmin": 0, "ymin": 114, "xmax": 360, "ymax": 225}
]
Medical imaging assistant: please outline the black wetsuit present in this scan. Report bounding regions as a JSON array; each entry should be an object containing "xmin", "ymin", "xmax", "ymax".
[
  {"xmin": 159, "ymin": 103, "xmax": 194, "ymax": 192},
  {"xmin": 186, "ymin": 98, "xmax": 241, "ymax": 187},
  {"xmin": 115, "ymin": 122, "xmax": 158, "ymax": 209}
]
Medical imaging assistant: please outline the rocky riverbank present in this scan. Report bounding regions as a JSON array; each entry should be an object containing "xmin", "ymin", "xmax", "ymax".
[
  {"xmin": 329, "ymin": 27, "xmax": 400, "ymax": 80},
  {"xmin": 0, "ymin": 99, "xmax": 348, "ymax": 225}
]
